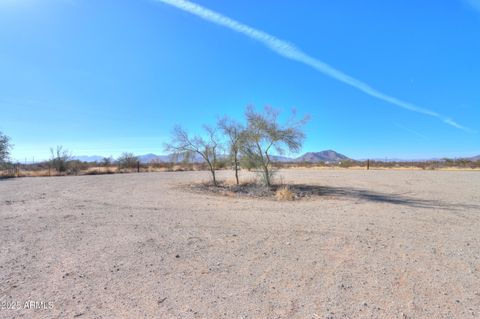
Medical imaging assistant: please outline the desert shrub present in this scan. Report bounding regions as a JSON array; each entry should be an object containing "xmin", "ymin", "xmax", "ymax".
[
  {"xmin": 101, "ymin": 157, "xmax": 113, "ymax": 167},
  {"xmin": 0, "ymin": 131, "xmax": 12, "ymax": 164},
  {"xmin": 68, "ymin": 160, "xmax": 82, "ymax": 175},
  {"xmin": 117, "ymin": 152, "xmax": 139, "ymax": 169},
  {"xmin": 50, "ymin": 146, "xmax": 73, "ymax": 173},
  {"xmin": 148, "ymin": 159, "xmax": 163, "ymax": 168},
  {"xmin": 339, "ymin": 160, "xmax": 356, "ymax": 168}
]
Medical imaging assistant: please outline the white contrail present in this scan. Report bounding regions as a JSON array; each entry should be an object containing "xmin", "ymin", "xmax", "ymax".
[{"xmin": 154, "ymin": 0, "xmax": 471, "ymax": 132}]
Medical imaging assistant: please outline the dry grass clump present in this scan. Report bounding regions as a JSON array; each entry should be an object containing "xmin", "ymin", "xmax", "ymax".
[
  {"xmin": 275, "ymin": 185, "xmax": 295, "ymax": 201},
  {"xmin": 22, "ymin": 170, "xmax": 59, "ymax": 177},
  {"xmin": 1, "ymin": 170, "xmax": 63, "ymax": 178}
]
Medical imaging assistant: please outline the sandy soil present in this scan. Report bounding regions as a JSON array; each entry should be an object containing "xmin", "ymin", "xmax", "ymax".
[{"xmin": 1, "ymin": 169, "xmax": 479, "ymax": 318}]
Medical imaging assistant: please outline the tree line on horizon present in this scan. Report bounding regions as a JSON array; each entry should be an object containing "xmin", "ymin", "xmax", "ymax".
[{"xmin": 0, "ymin": 106, "xmax": 310, "ymax": 185}]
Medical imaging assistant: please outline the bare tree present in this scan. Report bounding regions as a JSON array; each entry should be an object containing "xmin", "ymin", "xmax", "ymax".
[
  {"xmin": 101, "ymin": 156, "xmax": 113, "ymax": 167},
  {"xmin": 50, "ymin": 145, "xmax": 73, "ymax": 173},
  {"xmin": 117, "ymin": 152, "xmax": 138, "ymax": 169},
  {"xmin": 0, "ymin": 131, "xmax": 12, "ymax": 164},
  {"xmin": 242, "ymin": 106, "xmax": 309, "ymax": 187},
  {"xmin": 218, "ymin": 117, "xmax": 244, "ymax": 185},
  {"xmin": 165, "ymin": 125, "xmax": 221, "ymax": 186}
]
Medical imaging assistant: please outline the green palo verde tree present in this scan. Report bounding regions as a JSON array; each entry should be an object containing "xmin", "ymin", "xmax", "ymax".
[{"xmin": 241, "ymin": 106, "xmax": 309, "ymax": 187}]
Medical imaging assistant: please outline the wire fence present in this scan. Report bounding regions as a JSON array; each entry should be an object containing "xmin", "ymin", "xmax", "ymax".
[
  {"xmin": 0, "ymin": 160, "xmax": 213, "ymax": 178},
  {"xmin": 1, "ymin": 159, "xmax": 479, "ymax": 179}
]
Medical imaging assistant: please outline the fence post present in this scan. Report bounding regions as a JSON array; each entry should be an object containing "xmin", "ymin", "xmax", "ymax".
[
  {"xmin": 367, "ymin": 159, "xmax": 370, "ymax": 170},
  {"xmin": 137, "ymin": 161, "xmax": 140, "ymax": 173}
]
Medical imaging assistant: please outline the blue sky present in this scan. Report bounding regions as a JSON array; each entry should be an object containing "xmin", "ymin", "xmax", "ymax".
[{"xmin": 1, "ymin": 0, "xmax": 479, "ymax": 161}]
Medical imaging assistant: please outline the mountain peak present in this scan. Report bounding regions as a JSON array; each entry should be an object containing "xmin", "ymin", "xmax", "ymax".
[{"xmin": 294, "ymin": 150, "xmax": 349, "ymax": 163}]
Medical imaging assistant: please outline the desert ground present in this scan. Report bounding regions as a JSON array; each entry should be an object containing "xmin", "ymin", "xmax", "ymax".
[{"xmin": 1, "ymin": 169, "xmax": 479, "ymax": 318}]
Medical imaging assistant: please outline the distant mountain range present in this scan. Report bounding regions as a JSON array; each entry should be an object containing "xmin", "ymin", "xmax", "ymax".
[
  {"xmin": 74, "ymin": 150, "xmax": 350, "ymax": 164},
  {"xmin": 137, "ymin": 153, "xmax": 171, "ymax": 163},
  {"xmin": 72, "ymin": 150, "xmax": 479, "ymax": 164}
]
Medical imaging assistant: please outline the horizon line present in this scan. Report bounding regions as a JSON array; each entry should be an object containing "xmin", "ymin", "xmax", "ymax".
[{"xmin": 9, "ymin": 149, "xmax": 479, "ymax": 164}]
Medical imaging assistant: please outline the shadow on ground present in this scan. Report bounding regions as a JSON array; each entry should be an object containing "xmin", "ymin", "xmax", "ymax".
[
  {"xmin": 190, "ymin": 182, "xmax": 480, "ymax": 211},
  {"xmin": 290, "ymin": 184, "xmax": 480, "ymax": 211}
]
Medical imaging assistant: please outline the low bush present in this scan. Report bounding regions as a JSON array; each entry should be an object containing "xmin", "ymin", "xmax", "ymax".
[{"xmin": 275, "ymin": 185, "xmax": 295, "ymax": 201}]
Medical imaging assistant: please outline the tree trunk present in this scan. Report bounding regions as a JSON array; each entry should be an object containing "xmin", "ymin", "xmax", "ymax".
[
  {"xmin": 234, "ymin": 154, "xmax": 239, "ymax": 185},
  {"xmin": 264, "ymin": 152, "xmax": 271, "ymax": 187},
  {"xmin": 263, "ymin": 165, "xmax": 271, "ymax": 187},
  {"xmin": 211, "ymin": 168, "xmax": 217, "ymax": 186},
  {"xmin": 203, "ymin": 156, "xmax": 217, "ymax": 187},
  {"xmin": 234, "ymin": 165, "xmax": 239, "ymax": 185}
]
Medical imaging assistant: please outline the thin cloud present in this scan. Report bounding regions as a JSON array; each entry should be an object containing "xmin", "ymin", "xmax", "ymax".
[{"xmin": 153, "ymin": 0, "xmax": 472, "ymax": 132}]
